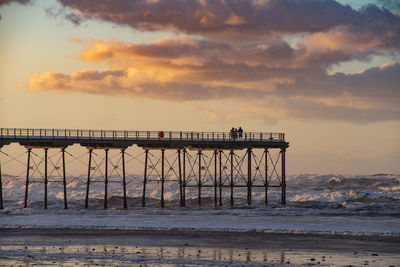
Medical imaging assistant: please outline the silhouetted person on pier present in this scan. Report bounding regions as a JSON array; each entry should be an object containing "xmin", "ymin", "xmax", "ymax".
[
  {"xmin": 230, "ymin": 127, "xmax": 235, "ymax": 139},
  {"xmin": 238, "ymin": 127, "xmax": 243, "ymax": 139}
]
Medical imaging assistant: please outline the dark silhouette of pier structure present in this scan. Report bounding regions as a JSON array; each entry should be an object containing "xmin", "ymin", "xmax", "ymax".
[{"xmin": 0, "ymin": 128, "xmax": 289, "ymax": 209}]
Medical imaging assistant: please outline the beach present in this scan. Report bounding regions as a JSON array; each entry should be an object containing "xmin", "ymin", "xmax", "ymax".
[
  {"xmin": 1, "ymin": 205, "xmax": 400, "ymax": 266},
  {"xmin": 1, "ymin": 227, "xmax": 399, "ymax": 266}
]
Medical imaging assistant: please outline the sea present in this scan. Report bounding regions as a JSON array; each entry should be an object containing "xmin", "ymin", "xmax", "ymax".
[
  {"xmin": 0, "ymin": 173, "xmax": 399, "ymax": 266},
  {"xmin": 1, "ymin": 173, "xmax": 399, "ymax": 231}
]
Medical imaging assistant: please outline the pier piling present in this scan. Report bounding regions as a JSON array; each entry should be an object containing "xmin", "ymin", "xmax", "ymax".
[
  {"xmin": 281, "ymin": 148, "xmax": 286, "ymax": 205},
  {"xmin": 247, "ymin": 148, "xmax": 252, "ymax": 205},
  {"xmin": 198, "ymin": 150, "xmax": 202, "ymax": 206},
  {"xmin": 62, "ymin": 148, "xmax": 67, "ymax": 209},
  {"xmin": 24, "ymin": 148, "xmax": 31, "ymax": 208},
  {"xmin": 142, "ymin": 149, "xmax": 148, "ymax": 207},
  {"xmin": 122, "ymin": 149, "xmax": 127, "ymax": 209},
  {"xmin": 214, "ymin": 150, "xmax": 217, "ymax": 206},
  {"xmin": 85, "ymin": 149, "xmax": 92, "ymax": 209},
  {"xmin": 230, "ymin": 150, "xmax": 234, "ymax": 206},
  {"xmin": 44, "ymin": 148, "xmax": 48, "ymax": 209},
  {"xmin": 265, "ymin": 148, "xmax": 268, "ymax": 205},
  {"xmin": 178, "ymin": 149, "xmax": 183, "ymax": 207},
  {"xmin": 161, "ymin": 149, "xmax": 165, "ymax": 208}
]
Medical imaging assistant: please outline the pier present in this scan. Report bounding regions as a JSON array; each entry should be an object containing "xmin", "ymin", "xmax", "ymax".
[{"xmin": 0, "ymin": 128, "xmax": 289, "ymax": 209}]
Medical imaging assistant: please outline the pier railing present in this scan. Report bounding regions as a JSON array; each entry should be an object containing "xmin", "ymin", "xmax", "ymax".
[
  {"xmin": 0, "ymin": 128, "xmax": 285, "ymax": 142},
  {"xmin": 0, "ymin": 128, "xmax": 289, "ymax": 209}
]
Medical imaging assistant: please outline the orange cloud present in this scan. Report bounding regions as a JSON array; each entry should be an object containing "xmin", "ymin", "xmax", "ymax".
[
  {"xmin": 28, "ymin": 68, "xmax": 266, "ymax": 101},
  {"xmin": 27, "ymin": 34, "xmax": 400, "ymax": 123},
  {"xmin": 29, "ymin": 72, "xmax": 71, "ymax": 91},
  {"xmin": 74, "ymin": 37, "xmax": 309, "ymax": 88},
  {"xmin": 304, "ymin": 26, "xmax": 385, "ymax": 51},
  {"xmin": 78, "ymin": 35, "xmax": 391, "ymax": 76}
]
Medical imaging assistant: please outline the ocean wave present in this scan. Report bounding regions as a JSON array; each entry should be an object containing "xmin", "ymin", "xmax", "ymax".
[{"xmin": 1, "ymin": 173, "xmax": 399, "ymax": 216}]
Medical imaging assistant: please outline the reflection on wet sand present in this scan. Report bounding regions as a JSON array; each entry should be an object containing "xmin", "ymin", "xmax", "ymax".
[{"xmin": 0, "ymin": 244, "xmax": 398, "ymax": 266}]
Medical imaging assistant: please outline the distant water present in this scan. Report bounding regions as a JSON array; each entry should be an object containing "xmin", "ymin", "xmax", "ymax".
[
  {"xmin": 2, "ymin": 173, "xmax": 399, "ymax": 217},
  {"xmin": 285, "ymin": 174, "xmax": 400, "ymax": 217}
]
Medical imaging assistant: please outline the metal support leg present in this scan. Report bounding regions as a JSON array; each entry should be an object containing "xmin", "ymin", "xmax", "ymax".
[
  {"xmin": 122, "ymin": 149, "xmax": 127, "ymax": 209},
  {"xmin": 182, "ymin": 149, "xmax": 186, "ymax": 206},
  {"xmin": 0, "ymin": 148, "xmax": 3, "ymax": 209},
  {"xmin": 214, "ymin": 150, "xmax": 217, "ymax": 206},
  {"xmin": 230, "ymin": 150, "xmax": 234, "ymax": 207},
  {"xmin": 161, "ymin": 149, "xmax": 165, "ymax": 208},
  {"xmin": 24, "ymin": 148, "xmax": 31, "ymax": 208},
  {"xmin": 219, "ymin": 150, "xmax": 222, "ymax": 207},
  {"xmin": 247, "ymin": 148, "xmax": 252, "ymax": 205},
  {"xmin": 281, "ymin": 148, "xmax": 286, "ymax": 205},
  {"xmin": 265, "ymin": 148, "xmax": 268, "ymax": 205},
  {"xmin": 142, "ymin": 149, "xmax": 148, "ymax": 207},
  {"xmin": 198, "ymin": 150, "xmax": 202, "ymax": 206},
  {"xmin": 85, "ymin": 149, "xmax": 92, "ymax": 209},
  {"xmin": 62, "ymin": 148, "xmax": 68, "ymax": 209},
  {"xmin": 104, "ymin": 149, "xmax": 109, "ymax": 209},
  {"xmin": 44, "ymin": 148, "xmax": 48, "ymax": 209},
  {"xmin": 178, "ymin": 149, "xmax": 183, "ymax": 207}
]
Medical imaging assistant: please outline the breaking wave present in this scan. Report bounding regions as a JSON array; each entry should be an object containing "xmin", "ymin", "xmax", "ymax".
[{"xmin": 1, "ymin": 173, "xmax": 399, "ymax": 217}]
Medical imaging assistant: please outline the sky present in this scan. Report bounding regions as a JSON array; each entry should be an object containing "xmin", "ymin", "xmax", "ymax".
[{"xmin": 0, "ymin": 0, "xmax": 399, "ymax": 175}]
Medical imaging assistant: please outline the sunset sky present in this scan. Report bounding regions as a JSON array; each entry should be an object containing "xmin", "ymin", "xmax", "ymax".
[{"xmin": 1, "ymin": 0, "xmax": 399, "ymax": 174}]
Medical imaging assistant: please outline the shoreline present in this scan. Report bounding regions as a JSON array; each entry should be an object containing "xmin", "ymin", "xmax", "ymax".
[
  {"xmin": 1, "ymin": 209, "xmax": 399, "ymax": 238},
  {"xmin": 1, "ymin": 224, "xmax": 399, "ymax": 238},
  {"xmin": 1, "ymin": 227, "xmax": 399, "ymax": 254},
  {"xmin": 2, "ymin": 227, "xmax": 400, "ymax": 266}
]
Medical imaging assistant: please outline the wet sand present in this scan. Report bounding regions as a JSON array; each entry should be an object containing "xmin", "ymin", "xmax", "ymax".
[{"xmin": 0, "ymin": 228, "xmax": 399, "ymax": 266}]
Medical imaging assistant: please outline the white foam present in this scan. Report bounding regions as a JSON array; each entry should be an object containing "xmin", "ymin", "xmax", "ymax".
[{"xmin": 1, "ymin": 173, "xmax": 399, "ymax": 234}]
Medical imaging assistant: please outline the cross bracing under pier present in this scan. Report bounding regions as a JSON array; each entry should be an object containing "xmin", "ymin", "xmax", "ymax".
[{"xmin": 0, "ymin": 128, "xmax": 289, "ymax": 209}]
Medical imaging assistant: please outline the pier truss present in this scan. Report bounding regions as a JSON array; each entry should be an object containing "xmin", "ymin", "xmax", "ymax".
[{"xmin": 0, "ymin": 128, "xmax": 289, "ymax": 209}]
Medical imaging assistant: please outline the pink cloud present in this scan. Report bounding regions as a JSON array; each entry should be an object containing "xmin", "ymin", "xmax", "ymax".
[{"xmin": 55, "ymin": 0, "xmax": 400, "ymax": 46}]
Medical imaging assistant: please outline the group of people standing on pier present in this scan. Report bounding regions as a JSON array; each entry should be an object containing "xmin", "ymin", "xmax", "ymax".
[{"xmin": 230, "ymin": 127, "xmax": 243, "ymax": 139}]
